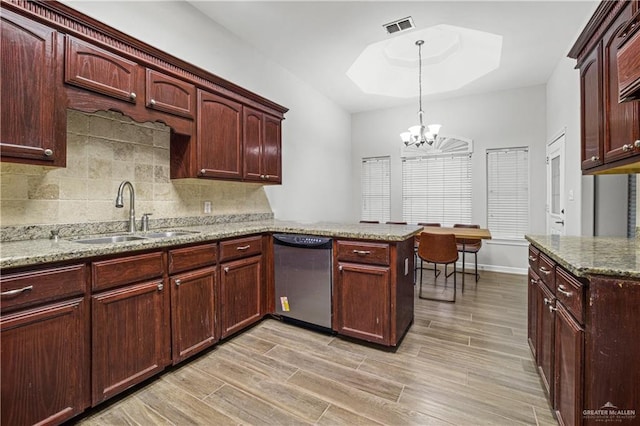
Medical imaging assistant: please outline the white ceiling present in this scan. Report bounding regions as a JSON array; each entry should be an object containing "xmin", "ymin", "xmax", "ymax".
[{"xmin": 188, "ymin": 1, "xmax": 599, "ymax": 113}]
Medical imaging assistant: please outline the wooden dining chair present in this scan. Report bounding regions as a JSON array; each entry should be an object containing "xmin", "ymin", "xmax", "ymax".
[
  {"xmin": 452, "ymin": 223, "xmax": 482, "ymax": 284},
  {"xmin": 359, "ymin": 220, "xmax": 379, "ymax": 224},
  {"xmin": 417, "ymin": 232, "xmax": 458, "ymax": 302}
]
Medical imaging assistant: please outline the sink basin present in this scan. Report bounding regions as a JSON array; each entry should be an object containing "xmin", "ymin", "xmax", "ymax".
[
  {"xmin": 73, "ymin": 235, "xmax": 148, "ymax": 244},
  {"xmin": 144, "ymin": 231, "xmax": 199, "ymax": 238}
]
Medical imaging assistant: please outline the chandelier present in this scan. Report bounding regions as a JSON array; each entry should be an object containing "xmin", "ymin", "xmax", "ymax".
[{"xmin": 400, "ymin": 40, "xmax": 441, "ymax": 147}]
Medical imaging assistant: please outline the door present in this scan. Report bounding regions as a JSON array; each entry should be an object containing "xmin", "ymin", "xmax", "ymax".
[
  {"xmin": 527, "ymin": 269, "xmax": 539, "ymax": 359},
  {"xmin": 170, "ymin": 267, "xmax": 217, "ymax": 364},
  {"xmin": 263, "ymin": 115, "xmax": 282, "ymax": 183},
  {"xmin": 580, "ymin": 44, "xmax": 604, "ymax": 170},
  {"xmin": 220, "ymin": 255, "xmax": 262, "ymax": 338},
  {"xmin": 243, "ymin": 107, "xmax": 263, "ymax": 181},
  {"xmin": 537, "ymin": 281, "xmax": 555, "ymax": 402},
  {"xmin": 554, "ymin": 303, "xmax": 583, "ymax": 426},
  {"xmin": 547, "ymin": 132, "xmax": 566, "ymax": 235}
]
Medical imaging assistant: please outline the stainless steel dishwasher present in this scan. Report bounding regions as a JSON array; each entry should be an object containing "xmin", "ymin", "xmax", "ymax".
[{"xmin": 273, "ymin": 234, "xmax": 332, "ymax": 329}]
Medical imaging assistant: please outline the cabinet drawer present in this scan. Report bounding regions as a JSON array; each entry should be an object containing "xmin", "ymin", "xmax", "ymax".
[
  {"xmin": 219, "ymin": 235, "xmax": 262, "ymax": 262},
  {"xmin": 336, "ymin": 241, "xmax": 390, "ymax": 266},
  {"xmin": 168, "ymin": 243, "xmax": 217, "ymax": 275},
  {"xmin": 528, "ymin": 246, "xmax": 540, "ymax": 270},
  {"xmin": 538, "ymin": 253, "xmax": 556, "ymax": 292},
  {"xmin": 556, "ymin": 267, "xmax": 585, "ymax": 325},
  {"xmin": 92, "ymin": 252, "xmax": 164, "ymax": 292},
  {"xmin": 1, "ymin": 264, "xmax": 86, "ymax": 312}
]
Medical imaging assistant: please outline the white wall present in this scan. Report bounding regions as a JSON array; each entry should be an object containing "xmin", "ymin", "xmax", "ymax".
[
  {"xmin": 61, "ymin": 0, "xmax": 352, "ymax": 223},
  {"xmin": 352, "ymin": 85, "xmax": 548, "ymax": 273}
]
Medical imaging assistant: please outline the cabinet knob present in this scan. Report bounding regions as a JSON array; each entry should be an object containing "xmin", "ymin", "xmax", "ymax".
[
  {"xmin": 548, "ymin": 305, "xmax": 557, "ymax": 313},
  {"xmin": 623, "ymin": 144, "xmax": 633, "ymax": 152},
  {"xmin": 175, "ymin": 279, "xmax": 181, "ymax": 287},
  {"xmin": 590, "ymin": 156, "xmax": 600, "ymax": 162},
  {"xmin": 157, "ymin": 283, "xmax": 164, "ymax": 291},
  {"xmin": 43, "ymin": 148, "xmax": 53, "ymax": 157},
  {"xmin": 338, "ymin": 265, "xmax": 343, "ymax": 272},
  {"xmin": 130, "ymin": 92, "xmax": 137, "ymax": 100},
  {"xmin": 557, "ymin": 284, "xmax": 572, "ymax": 297},
  {"xmin": 543, "ymin": 297, "xmax": 551, "ymax": 306},
  {"xmin": 265, "ymin": 175, "xmax": 270, "ymax": 179},
  {"xmin": 150, "ymin": 99, "xmax": 156, "ymax": 106},
  {"xmin": 200, "ymin": 169, "xmax": 206, "ymax": 175},
  {"xmin": 260, "ymin": 175, "xmax": 266, "ymax": 179},
  {"xmin": 530, "ymin": 278, "xmax": 536, "ymax": 285},
  {"xmin": 224, "ymin": 267, "xmax": 229, "ymax": 273},
  {"xmin": 634, "ymin": 140, "xmax": 640, "ymax": 149}
]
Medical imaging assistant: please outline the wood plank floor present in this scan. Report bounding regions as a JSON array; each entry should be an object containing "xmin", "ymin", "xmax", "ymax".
[{"xmin": 73, "ymin": 270, "xmax": 557, "ymax": 425}]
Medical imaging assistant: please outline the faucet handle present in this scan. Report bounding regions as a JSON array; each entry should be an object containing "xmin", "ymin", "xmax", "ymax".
[{"xmin": 141, "ymin": 213, "xmax": 152, "ymax": 232}]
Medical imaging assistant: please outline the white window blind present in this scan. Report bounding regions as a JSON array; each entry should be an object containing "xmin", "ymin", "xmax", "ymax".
[
  {"xmin": 361, "ymin": 156, "xmax": 390, "ymax": 222},
  {"xmin": 487, "ymin": 147, "xmax": 529, "ymax": 239},
  {"xmin": 402, "ymin": 154, "xmax": 472, "ymax": 226}
]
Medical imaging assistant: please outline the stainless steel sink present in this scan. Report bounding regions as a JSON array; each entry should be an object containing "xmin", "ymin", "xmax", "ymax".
[
  {"xmin": 144, "ymin": 231, "xmax": 199, "ymax": 238},
  {"xmin": 73, "ymin": 235, "xmax": 148, "ymax": 244}
]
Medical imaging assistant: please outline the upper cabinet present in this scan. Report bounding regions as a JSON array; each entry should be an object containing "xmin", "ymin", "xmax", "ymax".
[
  {"xmin": 618, "ymin": 9, "xmax": 640, "ymax": 101},
  {"xmin": 0, "ymin": 8, "xmax": 66, "ymax": 167},
  {"xmin": 0, "ymin": 0, "xmax": 287, "ymax": 183},
  {"xmin": 569, "ymin": 0, "xmax": 640, "ymax": 174}
]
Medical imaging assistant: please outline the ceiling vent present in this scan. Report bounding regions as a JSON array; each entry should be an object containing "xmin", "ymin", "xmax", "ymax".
[{"xmin": 383, "ymin": 17, "xmax": 415, "ymax": 35}]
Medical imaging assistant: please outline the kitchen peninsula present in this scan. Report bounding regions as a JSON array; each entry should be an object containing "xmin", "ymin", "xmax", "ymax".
[
  {"xmin": 526, "ymin": 235, "xmax": 640, "ymax": 426},
  {"xmin": 0, "ymin": 217, "xmax": 419, "ymax": 426}
]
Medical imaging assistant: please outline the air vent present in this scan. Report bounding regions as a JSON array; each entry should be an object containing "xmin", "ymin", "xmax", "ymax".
[{"xmin": 383, "ymin": 17, "xmax": 415, "ymax": 35}]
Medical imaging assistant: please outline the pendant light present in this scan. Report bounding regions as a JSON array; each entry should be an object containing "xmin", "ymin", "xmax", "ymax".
[{"xmin": 400, "ymin": 40, "xmax": 441, "ymax": 147}]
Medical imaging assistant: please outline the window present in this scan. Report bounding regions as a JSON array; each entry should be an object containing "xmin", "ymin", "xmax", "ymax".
[
  {"xmin": 487, "ymin": 147, "xmax": 529, "ymax": 239},
  {"xmin": 402, "ymin": 154, "xmax": 472, "ymax": 226},
  {"xmin": 361, "ymin": 156, "xmax": 390, "ymax": 222}
]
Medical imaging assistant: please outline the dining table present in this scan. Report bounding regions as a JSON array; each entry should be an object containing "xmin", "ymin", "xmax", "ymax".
[{"xmin": 420, "ymin": 225, "xmax": 492, "ymax": 290}]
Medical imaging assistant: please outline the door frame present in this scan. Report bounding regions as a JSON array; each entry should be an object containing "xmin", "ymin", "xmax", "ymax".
[{"xmin": 547, "ymin": 130, "xmax": 566, "ymax": 235}]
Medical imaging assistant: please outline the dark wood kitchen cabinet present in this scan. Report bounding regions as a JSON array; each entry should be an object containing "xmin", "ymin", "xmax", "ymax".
[
  {"xmin": 536, "ymin": 278, "xmax": 556, "ymax": 400},
  {"xmin": 146, "ymin": 68, "xmax": 196, "ymax": 119},
  {"xmin": 333, "ymin": 239, "xmax": 414, "ymax": 347},
  {"xmin": 65, "ymin": 36, "xmax": 139, "ymax": 104},
  {"xmin": 527, "ymin": 268, "xmax": 539, "ymax": 357},
  {"xmin": 197, "ymin": 89, "xmax": 243, "ymax": 180},
  {"xmin": 243, "ymin": 107, "xmax": 282, "ymax": 183},
  {"xmin": 570, "ymin": 0, "xmax": 640, "ymax": 174},
  {"xmin": 0, "ymin": 264, "xmax": 89, "ymax": 426},
  {"xmin": 219, "ymin": 236, "xmax": 263, "ymax": 338},
  {"xmin": 90, "ymin": 252, "xmax": 168, "ymax": 406},
  {"xmin": 554, "ymin": 302, "xmax": 584, "ymax": 426},
  {"xmin": 618, "ymin": 9, "xmax": 640, "ymax": 101},
  {"xmin": 0, "ymin": 8, "xmax": 66, "ymax": 167},
  {"xmin": 168, "ymin": 243, "xmax": 218, "ymax": 364}
]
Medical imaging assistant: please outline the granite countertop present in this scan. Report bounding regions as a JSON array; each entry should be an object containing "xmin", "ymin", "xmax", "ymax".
[
  {"xmin": 0, "ymin": 220, "xmax": 422, "ymax": 269},
  {"xmin": 526, "ymin": 234, "xmax": 640, "ymax": 279}
]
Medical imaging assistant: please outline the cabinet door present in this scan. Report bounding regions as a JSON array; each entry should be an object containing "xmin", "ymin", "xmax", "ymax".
[
  {"xmin": 536, "ymin": 280, "xmax": 555, "ymax": 402},
  {"xmin": 146, "ymin": 69, "xmax": 195, "ymax": 119},
  {"xmin": 263, "ymin": 114, "xmax": 282, "ymax": 183},
  {"xmin": 220, "ymin": 255, "xmax": 262, "ymax": 338},
  {"xmin": 91, "ymin": 280, "xmax": 167, "ymax": 406},
  {"xmin": 243, "ymin": 107, "xmax": 263, "ymax": 181},
  {"xmin": 554, "ymin": 303, "xmax": 583, "ymax": 426},
  {"xmin": 334, "ymin": 262, "xmax": 390, "ymax": 345},
  {"xmin": 1, "ymin": 297, "xmax": 89, "ymax": 426},
  {"xmin": 65, "ymin": 36, "xmax": 138, "ymax": 103},
  {"xmin": 197, "ymin": 90, "xmax": 243, "ymax": 179},
  {"xmin": 603, "ymin": 2, "xmax": 640, "ymax": 163},
  {"xmin": 170, "ymin": 267, "xmax": 217, "ymax": 364},
  {"xmin": 580, "ymin": 44, "xmax": 604, "ymax": 170},
  {"xmin": 0, "ymin": 9, "xmax": 65, "ymax": 167},
  {"xmin": 527, "ymin": 268, "xmax": 539, "ymax": 359}
]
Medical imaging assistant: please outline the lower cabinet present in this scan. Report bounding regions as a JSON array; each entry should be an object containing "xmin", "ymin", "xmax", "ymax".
[
  {"xmin": 91, "ymin": 279, "xmax": 168, "ymax": 406},
  {"xmin": 170, "ymin": 266, "xmax": 217, "ymax": 364},
  {"xmin": 1, "ymin": 297, "xmax": 89, "ymax": 426},
  {"xmin": 527, "ymin": 268, "xmax": 539, "ymax": 356},
  {"xmin": 334, "ymin": 262, "xmax": 390, "ymax": 345},
  {"xmin": 554, "ymin": 303, "xmax": 584, "ymax": 426},
  {"xmin": 537, "ymin": 279, "xmax": 556, "ymax": 400},
  {"xmin": 220, "ymin": 255, "xmax": 263, "ymax": 338}
]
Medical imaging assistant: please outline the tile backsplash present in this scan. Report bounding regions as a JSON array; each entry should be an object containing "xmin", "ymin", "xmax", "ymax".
[{"xmin": 0, "ymin": 110, "xmax": 272, "ymax": 226}]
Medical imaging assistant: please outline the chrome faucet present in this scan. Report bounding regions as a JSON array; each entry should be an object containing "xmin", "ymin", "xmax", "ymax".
[{"xmin": 115, "ymin": 181, "xmax": 136, "ymax": 233}]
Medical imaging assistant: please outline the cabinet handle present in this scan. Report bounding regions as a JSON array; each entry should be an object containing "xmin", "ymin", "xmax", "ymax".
[
  {"xmin": 1, "ymin": 285, "xmax": 33, "ymax": 297},
  {"xmin": 548, "ymin": 305, "xmax": 557, "ymax": 313},
  {"xmin": 150, "ymin": 99, "xmax": 156, "ymax": 106},
  {"xmin": 236, "ymin": 245, "xmax": 250, "ymax": 251},
  {"xmin": 224, "ymin": 267, "xmax": 229, "ymax": 273},
  {"xmin": 557, "ymin": 284, "xmax": 572, "ymax": 297},
  {"xmin": 43, "ymin": 149, "xmax": 53, "ymax": 157},
  {"xmin": 157, "ymin": 283, "xmax": 163, "ymax": 291},
  {"xmin": 623, "ymin": 144, "xmax": 633, "ymax": 152},
  {"xmin": 528, "ymin": 255, "xmax": 537, "ymax": 262},
  {"xmin": 130, "ymin": 92, "xmax": 137, "ymax": 100},
  {"xmin": 590, "ymin": 156, "xmax": 600, "ymax": 162},
  {"xmin": 352, "ymin": 250, "xmax": 371, "ymax": 256},
  {"xmin": 539, "ymin": 266, "xmax": 552, "ymax": 275},
  {"xmin": 175, "ymin": 279, "xmax": 181, "ymax": 287}
]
